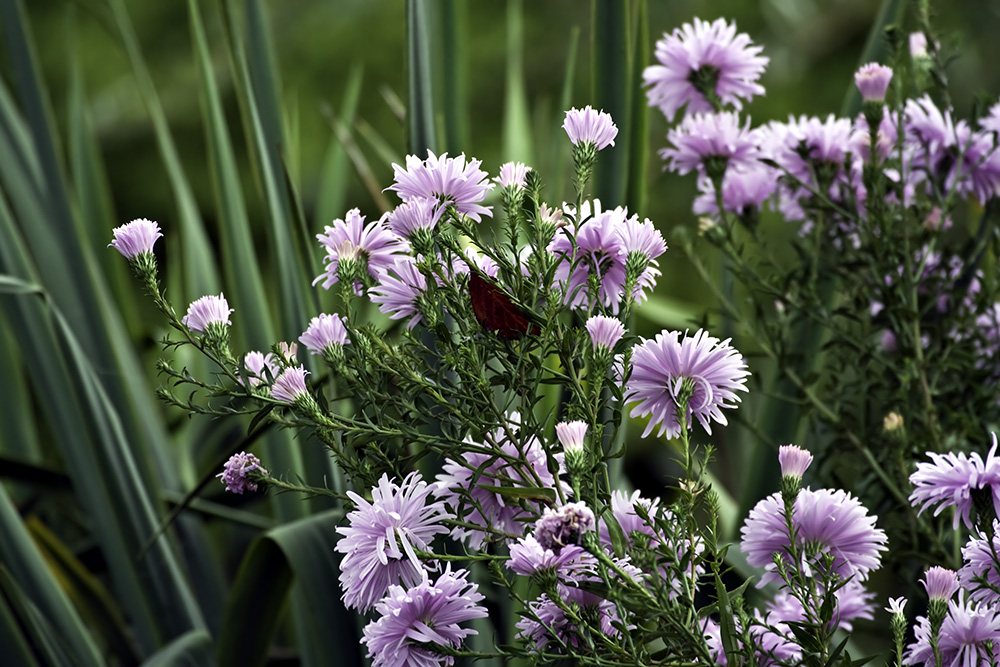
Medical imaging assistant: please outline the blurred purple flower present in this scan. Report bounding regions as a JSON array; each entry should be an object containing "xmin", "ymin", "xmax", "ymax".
[
  {"xmin": 960, "ymin": 526, "xmax": 1000, "ymax": 604},
  {"xmin": 644, "ymin": 17, "xmax": 768, "ymax": 122},
  {"xmin": 388, "ymin": 151, "xmax": 493, "ymax": 222},
  {"xmin": 692, "ymin": 164, "xmax": 779, "ymax": 217},
  {"xmin": 854, "ymin": 62, "xmax": 893, "ymax": 102},
  {"xmin": 660, "ymin": 111, "xmax": 759, "ymax": 176},
  {"xmin": 909, "ymin": 433, "xmax": 1000, "ymax": 530},
  {"xmin": 624, "ymin": 329, "xmax": 750, "ymax": 439},
  {"xmin": 361, "ymin": 567, "xmax": 487, "ymax": 667},
  {"xmin": 766, "ymin": 580, "xmax": 875, "ymax": 633},
  {"xmin": 905, "ymin": 595, "xmax": 1000, "ymax": 667},
  {"xmin": 336, "ymin": 472, "xmax": 452, "ymax": 612},
  {"xmin": 740, "ymin": 488, "xmax": 887, "ymax": 586}
]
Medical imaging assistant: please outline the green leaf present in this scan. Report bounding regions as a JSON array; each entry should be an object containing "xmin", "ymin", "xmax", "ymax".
[
  {"xmin": 476, "ymin": 484, "xmax": 557, "ymax": 504},
  {"xmin": 217, "ymin": 511, "xmax": 362, "ymax": 667},
  {"xmin": 140, "ymin": 630, "xmax": 215, "ymax": 667},
  {"xmin": 502, "ymin": 0, "xmax": 533, "ymax": 164},
  {"xmin": 406, "ymin": 0, "xmax": 439, "ymax": 154},
  {"xmin": 591, "ymin": 0, "xmax": 628, "ymax": 205}
]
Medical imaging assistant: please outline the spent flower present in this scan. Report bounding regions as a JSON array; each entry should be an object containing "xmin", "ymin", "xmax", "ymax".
[{"xmin": 216, "ymin": 452, "xmax": 267, "ymax": 494}]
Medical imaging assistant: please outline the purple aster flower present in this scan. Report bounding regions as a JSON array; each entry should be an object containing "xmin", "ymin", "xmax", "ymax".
[
  {"xmin": 908, "ymin": 434, "xmax": 1000, "ymax": 530},
  {"xmin": 216, "ymin": 451, "xmax": 267, "ymax": 494},
  {"xmin": 315, "ymin": 208, "xmax": 405, "ymax": 292},
  {"xmin": 239, "ymin": 351, "xmax": 278, "ymax": 389},
  {"xmin": 778, "ymin": 444, "xmax": 813, "ymax": 479},
  {"xmin": 387, "ymin": 151, "xmax": 493, "ymax": 222},
  {"xmin": 182, "ymin": 293, "xmax": 233, "ymax": 332},
  {"xmin": 586, "ymin": 314, "xmax": 626, "ymax": 352},
  {"xmin": 981, "ymin": 101, "xmax": 1000, "ymax": 135},
  {"xmin": 644, "ymin": 17, "xmax": 768, "ymax": 122},
  {"xmin": 494, "ymin": 161, "xmax": 532, "ymax": 189},
  {"xmin": 619, "ymin": 214, "xmax": 668, "ymax": 303},
  {"xmin": 740, "ymin": 488, "xmax": 888, "ymax": 586},
  {"xmin": 661, "ymin": 111, "xmax": 759, "ymax": 177},
  {"xmin": 922, "ymin": 566, "xmax": 960, "ymax": 601},
  {"xmin": 385, "ymin": 197, "xmax": 445, "ymax": 240},
  {"xmin": 904, "ymin": 96, "xmax": 1000, "ymax": 204},
  {"xmin": 517, "ymin": 585, "xmax": 626, "ymax": 653},
  {"xmin": 562, "ymin": 106, "xmax": 618, "ymax": 150},
  {"xmin": 599, "ymin": 490, "xmax": 663, "ymax": 548},
  {"xmin": 534, "ymin": 502, "xmax": 596, "ymax": 551},
  {"xmin": 624, "ymin": 329, "xmax": 750, "ymax": 439},
  {"xmin": 270, "ymin": 366, "xmax": 309, "ymax": 404},
  {"xmin": 361, "ymin": 567, "xmax": 487, "ymax": 667},
  {"xmin": 507, "ymin": 534, "xmax": 594, "ymax": 579},
  {"xmin": 960, "ymin": 527, "xmax": 1000, "ymax": 604},
  {"xmin": 368, "ymin": 258, "xmax": 428, "ymax": 330},
  {"xmin": 299, "ymin": 313, "xmax": 350, "ymax": 356},
  {"xmin": 851, "ymin": 109, "xmax": 900, "ymax": 163},
  {"xmin": 436, "ymin": 413, "xmax": 568, "ymax": 548},
  {"xmin": 109, "ymin": 218, "xmax": 162, "ymax": 259},
  {"xmin": 336, "ymin": 472, "xmax": 452, "ymax": 612},
  {"xmin": 692, "ymin": 164, "xmax": 779, "ymax": 217},
  {"xmin": 554, "ymin": 421, "xmax": 588, "ymax": 455},
  {"xmin": 905, "ymin": 594, "xmax": 1000, "ymax": 667},
  {"xmin": 549, "ymin": 202, "xmax": 629, "ymax": 313},
  {"xmin": 854, "ymin": 63, "xmax": 893, "ymax": 103},
  {"xmin": 886, "ymin": 596, "xmax": 908, "ymax": 616},
  {"xmin": 910, "ymin": 32, "xmax": 929, "ymax": 58},
  {"xmin": 762, "ymin": 115, "xmax": 864, "ymax": 223}
]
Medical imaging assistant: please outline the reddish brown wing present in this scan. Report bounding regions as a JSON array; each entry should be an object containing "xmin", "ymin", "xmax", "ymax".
[{"xmin": 468, "ymin": 271, "xmax": 538, "ymax": 339}]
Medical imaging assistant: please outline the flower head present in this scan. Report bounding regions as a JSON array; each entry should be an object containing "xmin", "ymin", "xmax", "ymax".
[
  {"xmin": 517, "ymin": 585, "xmax": 627, "ymax": 653},
  {"xmin": 692, "ymin": 164, "xmax": 779, "ymax": 217},
  {"xmin": 109, "ymin": 218, "xmax": 162, "ymax": 259},
  {"xmin": 494, "ymin": 162, "xmax": 532, "ymax": 189},
  {"xmin": 554, "ymin": 421, "xmax": 588, "ymax": 455},
  {"xmin": 778, "ymin": 444, "xmax": 813, "ymax": 479},
  {"xmin": 361, "ymin": 567, "xmax": 487, "ymax": 667},
  {"xmin": 960, "ymin": 527, "xmax": 1000, "ymax": 604},
  {"xmin": 854, "ymin": 63, "xmax": 893, "ymax": 102},
  {"xmin": 625, "ymin": 329, "xmax": 750, "ymax": 439},
  {"xmin": 507, "ymin": 534, "xmax": 594, "ymax": 579},
  {"xmin": 661, "ymin": 111, "xmax": 759, "ymax": 178},
  {"xmin": 644, "ymin": 17, "xmax": 768, "ymax": 121},
  {"xmin": 886, "ymin": 596, "xmax": 907, "ymax": 616},
  {"xmin": 740, "ymin": 487, "xmax": 888, "ymax": 586},
  {"xmin": 216, "ymin": 452, "xmax": 267, "ymax": 494},
  {"xmin": 299, "ymin": 313, "xmax": 350, "ymax": 357},
  {"xmin": 534, "ymin": 502, "xmax": 596, "ymax": 551},
  {"xmin": 388, "ymin": 151, "xmax": 493, "ymax": 222},
  {"xmin": 549, "ymin": 203, "xmax": 628, "ymax": 312},
  {"xmin": 239, "ymin": 351, "xmax": 278, "ymax": 389},
  {"xmin": 385, "ymin": 197, "xmax": 444, "ymax": 240},
  {"xmin": 270, "ymin": 366, "xmax": 310, "ymax": 404},
  {"xmin": 436, "ymin": 413, "xmax": 568, "ymax": 548},
  {"xmin": 336, "ymin": 472, "xmax": 452, "ymax": 612},
  {"xmin": 922, "ymin": 566, "xmax": 960, "ymax": 601},
  {"xmin": 563, "ymin": 106, "xmax": 618, "ymax": 150},
  {"xmin": 905, "ymin": 595, "xmax": 1000, "ymax": 667},
  {"xmin": 586, "ymin": 315, "xmax": 626, "ymax": 352},
  {"xmin": 368, "ymin": 258, "xmax": 429, "ymax": 329},
  {"xmin": 314, "ymin": 208, "xmax": 405, "ymax": 291},
  {"xmin": 182, "ymin": 294, "xmax": 233, "ymax": 332},
  {"xmin": 909, "ymin": 434, "xmax": 1000, "ymax": 530}
]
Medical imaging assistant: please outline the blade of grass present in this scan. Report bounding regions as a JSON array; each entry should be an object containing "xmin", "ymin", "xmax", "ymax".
[
  {"xmin": 0, "ymin": 484, "xmax": 105, "ymax": 665},
  {"xmin": 591, "ymin": 0, "xmax": 628, "ymax": 206},
  {"xmin": 314, "ymin": 64, "xmax": 365, "ymax": 229},
  {"xmin": 624, "ymin": 0, "xmax": 649, "ymax": 216},
  {"xmin": 407, "ymin": 0, "xmax": 439, "ymax": 154},
  {"xmin": 502, "ymin": 0, "xmax": 533, "ymax": 165}
]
